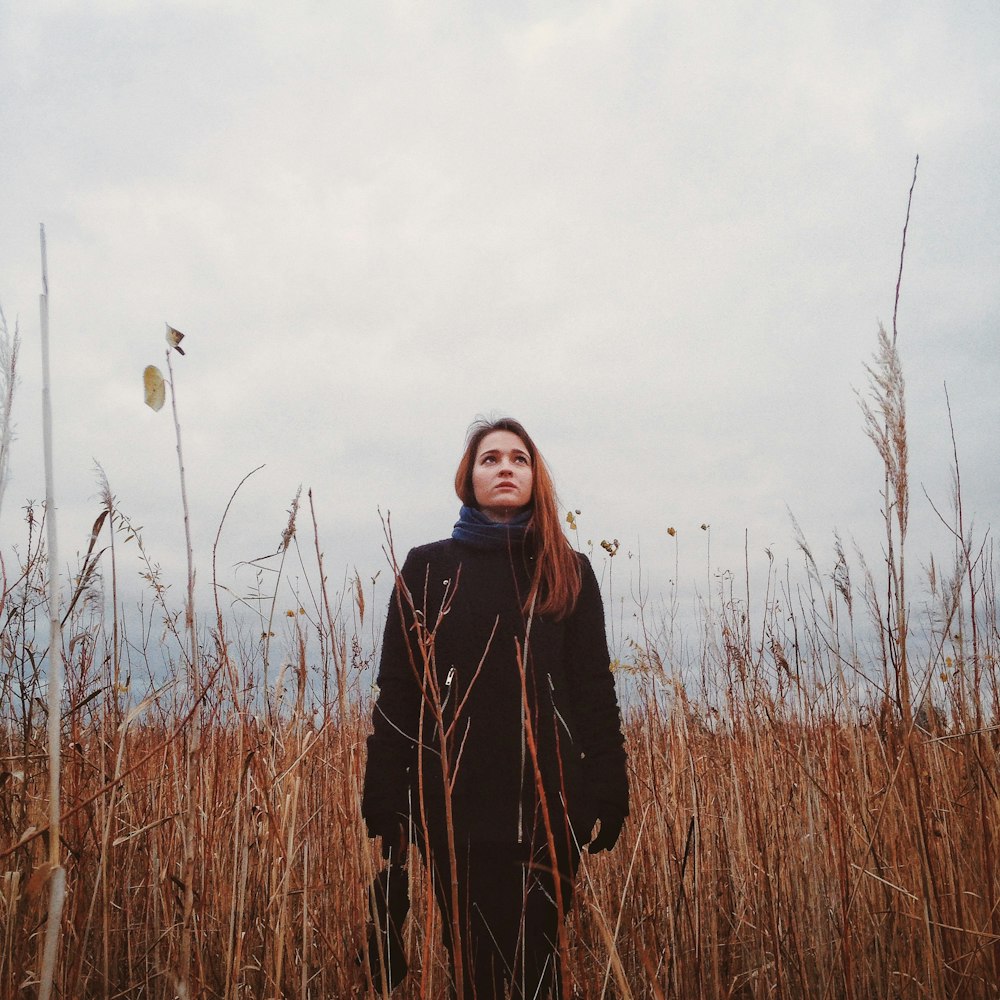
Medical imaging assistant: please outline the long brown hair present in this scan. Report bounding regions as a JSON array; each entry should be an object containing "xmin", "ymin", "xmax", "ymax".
[{"xmin": 455, "ymin": 417, "xmax": 581, "ymax": 620}]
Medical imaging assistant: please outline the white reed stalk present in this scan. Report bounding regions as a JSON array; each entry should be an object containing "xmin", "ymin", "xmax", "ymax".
[
  {"xmin": 38, "ymin": 224, "xmax": 66, "ymax": 1000},
  {"xmin": 0, "ymin": 305, "xmax": 20, "ymax": 522}
]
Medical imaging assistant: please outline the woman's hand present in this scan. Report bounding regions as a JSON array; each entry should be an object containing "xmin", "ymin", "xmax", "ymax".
[{"xmin": 587, "ymin": 810, "xmax": 625, "ymax": 853}]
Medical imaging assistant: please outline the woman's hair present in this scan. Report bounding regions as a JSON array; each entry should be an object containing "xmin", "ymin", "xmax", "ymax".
[{"xmin": 455, "ymin": 417, "xmax": 582, "ymax": 620}]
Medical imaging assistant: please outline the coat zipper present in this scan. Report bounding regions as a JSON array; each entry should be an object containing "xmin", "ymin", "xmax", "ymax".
[
  {"xmin": 442, "ymin": 666, "xmax": 456, "ymax": 709},
  {"xmin": 435, "ymin": 667, "xmax": 456, "ymax": 743}
]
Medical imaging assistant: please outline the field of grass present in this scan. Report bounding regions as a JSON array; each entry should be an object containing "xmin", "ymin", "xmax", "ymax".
[
  {"xmin": 2, "ymin": 301, "xmax": 999, "ymax": 997},
  {"xmin": 1, "ymin": 509, "xmax": 997, "ymax": 998}
]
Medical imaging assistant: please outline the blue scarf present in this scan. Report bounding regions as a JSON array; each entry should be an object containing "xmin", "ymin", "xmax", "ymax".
[{"xmin": 451, "ymin": 505, "xmax": 532, "ymax": 549}]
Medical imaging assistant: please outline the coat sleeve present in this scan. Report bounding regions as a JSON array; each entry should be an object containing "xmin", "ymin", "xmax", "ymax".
[
  {"xmin": 565, "ymin": 554, "xmax": 629, "ymax": 817},
  {"xmin": 361, "ymin": 550, "xmax": 423, "ymax": 836}
]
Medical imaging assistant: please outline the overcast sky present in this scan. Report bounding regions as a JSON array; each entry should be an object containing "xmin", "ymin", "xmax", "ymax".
[{"xmin": 2, "ymin": 1, "xmax": 997, "ymax": 639}]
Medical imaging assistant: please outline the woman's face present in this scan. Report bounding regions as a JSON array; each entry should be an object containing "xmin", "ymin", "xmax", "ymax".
[{"xmin": 471, "ymin": 429, "xmax": 534, "ymax": 522}]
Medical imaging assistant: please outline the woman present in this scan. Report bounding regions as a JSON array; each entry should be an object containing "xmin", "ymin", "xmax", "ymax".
[{"xmin": 362, "ymin": 417, "xmax": 629, "ymax": 999}]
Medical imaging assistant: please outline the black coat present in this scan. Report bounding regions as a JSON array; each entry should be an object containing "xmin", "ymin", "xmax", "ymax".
[{"xmin": 362, "ymin": 538, "xmax": 628, "ymax": 846}]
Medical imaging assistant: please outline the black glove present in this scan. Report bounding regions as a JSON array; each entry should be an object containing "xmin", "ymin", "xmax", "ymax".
[{"xmin": 587, "ymin": 809, "xmax": 625, "ymax": 853}]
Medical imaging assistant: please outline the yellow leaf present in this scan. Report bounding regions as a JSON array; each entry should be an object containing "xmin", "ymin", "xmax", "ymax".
[{"xmin": 143, "ymin": 366, "xmax": 165, "ymax": 412}]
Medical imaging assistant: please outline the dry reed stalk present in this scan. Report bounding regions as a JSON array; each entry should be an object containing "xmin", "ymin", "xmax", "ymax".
[
  {"xmin": 305, "ymin": 489, "xmax": 353, "ymax": 740},
  {"xmin": 586, "ymin": 893, "xmax": 634, "ymax": 1000},
  {"xmin": 270, "ymin": 773, "xmax": 300, "ymax": 995},
  {"xmin": 410, "ymin": 579, "xmax": 467, "ymax": 999},
  {"xmin": 514, "ymin": 616, "xmax": 571, "ymax": 1000},
  {"xmin": 160, "ymin": 342, "xmax": 200, "ymax": 998},
  {"xmin": 381, "ymin": 518, "xmax": 476, "ymax": 998},
  {"xmin": 601, "ymin": 805, "xmax": 647, "ymax": 998},
  {"xmin": 212, "ymin": 463, "xmax": 265, "ymax": 708},
  {"xmin": 936, "ymin": 390, "xmax": 1000, "ymax": 983}
]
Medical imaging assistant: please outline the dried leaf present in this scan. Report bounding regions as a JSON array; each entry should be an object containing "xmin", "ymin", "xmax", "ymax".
[
  {"xmin": 165, "ymin": 323, "xmax": 186, "ymax": 355},
  {"xmin": 24, "ymin": 860, "xmax": 55, "ymax": 902},
  {"xmin": 143, "ymin": 365, "xmax": 165, "ymax": 412}
]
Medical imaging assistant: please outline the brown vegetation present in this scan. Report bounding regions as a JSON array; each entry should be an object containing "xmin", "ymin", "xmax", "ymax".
[
  {"xmin": 2, "ymin": 228, "xmax": 998, "ymax": 994},
  {"xmin": 1, "ymin": 465, "xmax": 997, "ymax": 998}
]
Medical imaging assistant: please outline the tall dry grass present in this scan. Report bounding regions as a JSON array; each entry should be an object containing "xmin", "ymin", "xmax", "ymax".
[
  {"xmin": 2, "ymin": 252, "xmax": 998, "ymax": 993},
  {"xmin": 1, "ymin": 469, "xmax": 996, "ymax": 998},
  {"xmin": 2, "ymin": 383, "xmax": 997, "ymax": 999}
]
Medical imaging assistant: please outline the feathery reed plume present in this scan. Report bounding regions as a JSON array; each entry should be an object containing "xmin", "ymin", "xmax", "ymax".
[
  {"xmin": 854, "ymin": 162, "xmax": 920, "ymax": 739},
  {"xmin": 858, "ymin": 301, "xmax": 911, "ymax": 720},
  {"xmin": 263, "ymin": 487, "xmax": 302, "ymax": 714}
]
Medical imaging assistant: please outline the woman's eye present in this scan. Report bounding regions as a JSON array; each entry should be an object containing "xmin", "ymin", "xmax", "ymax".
[{"xmin": 515, "ymin": 455, "xmax": 529, "ymax": 464}]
